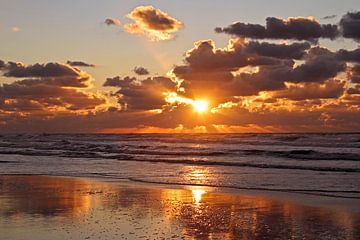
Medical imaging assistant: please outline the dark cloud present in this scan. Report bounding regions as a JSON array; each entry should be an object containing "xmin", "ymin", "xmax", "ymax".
[
  {"xmin": 229, "ymin": 47, "xmax": 345, "ymax": 96},
  {"xmin": 104, "ymin": 18, "xmax": 121, "ymax": 26},
  {"xmin": 289, "ymin": 47, "xmax": 346, "ymax": 83},
  {"xmin": 103, "ymin": 76, "xmax": 136, "ymax": 87},
  {"xmin": 172, "ymin": 39, "xmax": 293, "ymax": 102},
  {"xmin": 0, "ymin": 62, "xmax": 91, "ymax": 88},
  {"xmin": 229, "ymin": 64, "xmax": 291, "ymax": 96},
  {"xmin": 175, "ymin": 39, "xmax": 285, "ymax": 73},
  {"xmin": 215, "ymin": 16, "xmax": 339, "ymax": 41},
  {"xmin": 173, "ymin": 40, "xmax": 345, "ymax": 100},
  {"xmin": 246, "ymin": 41, "xmax": 311, "ymax": 59},
  {"xmin": 133, "ymin": 66, "xmax": 150, "ymax": 75},
  {"xmin": 0, "ymin": 61, "xmax": 106, "ymax": 114},
  {"xmin": 340, "ymin": 11, "xmax": 360, "ymax": 41},
  {"xmin": 3, "ymin": 62, "xmax": 85, "ymax": 78},
  {"xmin": 336, "ymin": 48, "xmax": 360, "ymax": 62},
  {"xmin": 67, "ymin": 61, "xmax": 95, "ymax": 67},
  {"xmin": 273, "ymin": 79, "xmax": 345, "ymax": 100},
  {"xmin": 349, "ymin": 65, "xmax": 360, "ymax": 83},
  {"xmin": 104, "ymin": 76, "xmax": 177, "ymax": 110},
  {"xmin": 0, "ymin": 81, "xmax": 105, "ymax": 112},
  {"xmin": 0, "ymin": 60, "xmax": 5, "ymax": 69},
  {"xmin": 124, "ymin": 5, "xmax": 183, "ymax": 41}
]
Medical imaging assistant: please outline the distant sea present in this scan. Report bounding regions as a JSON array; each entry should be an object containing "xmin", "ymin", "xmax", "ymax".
[{"xmin": 0, "ymin": 133, "xmax": 359, "ymax": 198}]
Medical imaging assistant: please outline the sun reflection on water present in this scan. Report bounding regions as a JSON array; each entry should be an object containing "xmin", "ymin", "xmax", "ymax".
[
  {"xmin": 183, "ymin": 166, "xmax": 212, "ymax": 185},
  {"xmin": 192, "ymin": 189, "xmax": 207, "ymax": 204}
]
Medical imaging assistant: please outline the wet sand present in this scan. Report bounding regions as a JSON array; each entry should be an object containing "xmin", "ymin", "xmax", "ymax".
[{"xmin": 0, "ymin": 175, "xmax": 359, "ymax": 240}]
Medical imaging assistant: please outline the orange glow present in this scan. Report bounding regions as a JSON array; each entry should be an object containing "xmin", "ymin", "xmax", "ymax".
[
  {"xmin": 164, "ymin": 92, "xmax": 210, "ymax": 113},
  {"xmin": 192, "ymin": 100, "xmax": 209, "ymax": 113}
]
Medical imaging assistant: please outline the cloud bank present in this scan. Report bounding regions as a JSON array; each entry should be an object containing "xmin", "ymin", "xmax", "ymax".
[
  {"xmin": 0, "ymin": 61, "xmax": 107, "ymax": 121},
  {"xmin": 1, "ymin": 10, "xmax": 360, "ymax": 133}
]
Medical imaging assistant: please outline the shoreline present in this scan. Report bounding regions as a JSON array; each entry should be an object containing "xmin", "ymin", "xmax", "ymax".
[
  {"xmin": 2, "ymin": 173, "xmax": 359, "ymax": 213},
  {"xmin": 1, "ymin": 174, "xmax": 360, "ymax": 239}
]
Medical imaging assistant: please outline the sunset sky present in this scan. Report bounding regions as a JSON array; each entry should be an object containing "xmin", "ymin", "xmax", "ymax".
[{"xmin": 1, "ymin": 0, "xmax": 360, "ymax": 133}]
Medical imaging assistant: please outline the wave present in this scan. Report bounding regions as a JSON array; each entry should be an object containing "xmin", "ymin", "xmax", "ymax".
[
  {"xmin": 1, "ymin": 148, "xmax": 359, "ymax": 172},
  {"xmin": 1, "ymin": 145, "xmax": 359, "ymax": 162},
  {"xmin": 235, "ymin": 149, "xmax": 360, "ymax": 161},
  {"xmin": 2, "ymin": 133, "xmax": 360, "ymax": 146},
  {"xmin": 113, "ymin": 158, "xmax": 360, "ymax": 173},
  {"xmin": 123, "ymin": 177, "xmax": 360, "ymax": 199},
  {"xmin": 0, "ymin": 160, "xmax": 16, "ymax": 163}
]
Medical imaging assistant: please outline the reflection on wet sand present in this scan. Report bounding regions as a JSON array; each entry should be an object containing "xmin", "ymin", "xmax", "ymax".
[
  {"xmin": 0, "ymin": 175, "xmax": 359, "ymax": 240},
  {"xmin": 0, "ymin": 175, "xmax": 110, "ymax": 218}
]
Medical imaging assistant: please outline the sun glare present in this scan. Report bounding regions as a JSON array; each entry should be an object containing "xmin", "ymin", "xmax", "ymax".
[
  {"xmin": 193, "ymin": 100, "xmax": 209, "ymax": 113},
  {"xmin": 192, "ymin": 189, "xmax": 206, "ymax": 204},
  {"xmin": 164, "ymin": 93, "xmax": 210, "ymax": 113}
]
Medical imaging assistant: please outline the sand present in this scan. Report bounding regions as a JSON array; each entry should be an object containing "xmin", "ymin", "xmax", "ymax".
[{"xmin": 0, "ymin": 175, "xmax": 359, "ymax": 240}]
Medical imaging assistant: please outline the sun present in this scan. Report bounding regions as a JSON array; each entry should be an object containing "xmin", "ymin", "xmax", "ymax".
[{"xmin": 193, "ymin": 100, "xmax": 209, "ymax": 113}]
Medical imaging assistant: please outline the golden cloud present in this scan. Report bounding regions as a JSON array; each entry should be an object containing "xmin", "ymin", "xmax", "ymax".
[{"xmin": 123, "ymin": 5, "xmax": 183, "ymax": 41}]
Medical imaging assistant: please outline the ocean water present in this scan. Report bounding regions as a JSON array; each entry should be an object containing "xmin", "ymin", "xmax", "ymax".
[{"xmin": 0, "ymin": 133, "xmax": 359, "ymax": 199}]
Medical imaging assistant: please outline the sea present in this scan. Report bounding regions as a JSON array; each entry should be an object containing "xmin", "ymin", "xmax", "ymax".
[{"xmin": 0, "ymin": 133, "xmax": 359, "ymax": 199}]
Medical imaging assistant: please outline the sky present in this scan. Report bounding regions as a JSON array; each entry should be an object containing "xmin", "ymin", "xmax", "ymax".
[{"xmin": 0, "ymin": 0, "xmax": 360, "ymax": 133}]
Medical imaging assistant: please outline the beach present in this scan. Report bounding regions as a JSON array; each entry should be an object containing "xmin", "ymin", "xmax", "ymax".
[{"xmin": 1, "ymin": 175, "xmax": 359, "ymax": 240}]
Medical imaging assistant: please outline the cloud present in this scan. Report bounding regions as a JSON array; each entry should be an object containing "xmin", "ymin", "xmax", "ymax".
[
  {"xmin": 123, "ymin": 5, "xmax": 183, "ymax": 41},
  {"xmin": 348, "ymin": 65, "xmax": 360, "ymax": 83},
  {"xmin": 104, "ymin": 18, "xmax": 121, "ymax": 26},
  {"xmin": 0, "ymin": 81, "xmax": 105, "ymax": 112},
  {"xmin": 336, "ymin": 48, "xmax": 360, "ymax": 62},
  {"xmin": 0, "ymin": 61, "xmax": 106, "ymax": 114},
  {"xmin": 1, "ymin": 62, "xmax": 91, "ymax": 88},
  {"xmin": 229, "ymin": 64, "xmax": 291, "ymax": 96},
  {"xmin": 215, "ymin": 16, "xmax": 339, "ymax": 41},
  {"xmin": 340, "ymin": 11, "xmax": 360, "ymax": 41},
  {"xmin": 171, "ymin": 39, "xmax": 289, "ymax": 102},
  {"xmin": 322, "ymin": 15, "xmax": 337, "ymax": 20},
  {"xmin": 289, "ymin": 47, "xmax": 346, "ymax": 83},
  {"xmin": 272, "ymin": 79, "xmax": 345, "ymax": 100},
  {"xmin": 3, "ymin": 11, "xmax": 360, "ymax": 133},
  {"xmin": 66, "ymin": 61, "xmax": 95, "ymax": 67},
  {"xmin": 172, "ymin": 40, "xmax": 346, "ymax": 101},
  {"xmin": 0, "ymin": 60, "xmax": 5, "ymax": 69},
  {"xmin": 173, "ymin": 39, "xmax": 285, "ymax": 74},
  {"xmin": 104, "ymin": 76, "xmax": 177, "ymax": 110},
  {"xmin": 103, "ymin": 76, "xmax": 136, "ymax": 87},
  {"xmin": 246, "ymin": 41, "xmax": 311, "ymax": 59},
  {"xmin": 3, "ymin": 62, "xmax": 84, "ymax": 78},
  {"xmin": 229, "ymin": 47, "xmax": 345, "ymax": 96},
  {"xmin": 133, "ymin": 66, "xmax": 150, "ymax": 75},
  {"xmin": 348, "ymin": 85, "xmax": 360, "ymax": 94}
]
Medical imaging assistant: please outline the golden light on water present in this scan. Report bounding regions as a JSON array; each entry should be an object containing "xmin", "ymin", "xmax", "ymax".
[
  {"xmin": 192, "ymin": 189, "xmax": 207, "ymax": 203},
  {"xmin": 182, "ymin": 166, "xmax": 211, "ymax": 204}
]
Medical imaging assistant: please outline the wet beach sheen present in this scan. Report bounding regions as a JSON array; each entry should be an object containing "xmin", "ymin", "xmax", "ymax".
[{"xmin": 0, "ymin": 175, "xmax": 359, "ymax": 240}]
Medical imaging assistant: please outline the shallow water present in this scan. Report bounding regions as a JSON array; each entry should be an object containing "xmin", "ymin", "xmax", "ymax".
[
  {"xmin": 0, "ymin": 133, "xmax": 359, "ymax": 198},
  {"xmin": 0, "ymin": 175, "xmax": 359, "ymax": 240}
]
